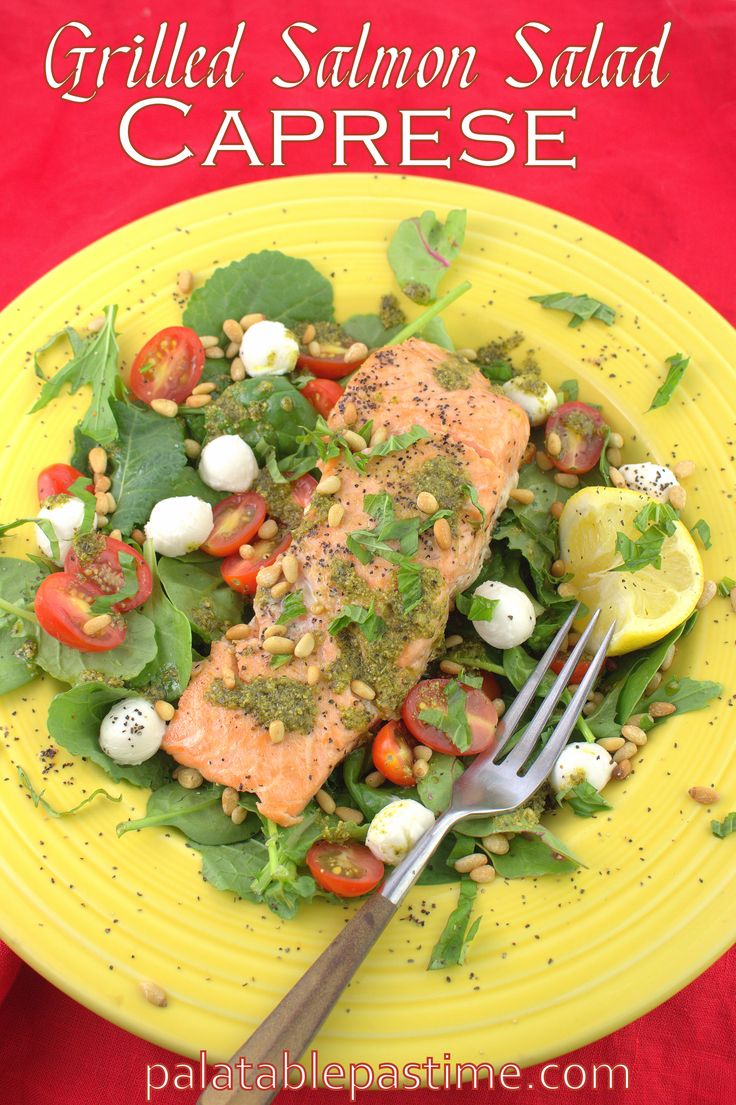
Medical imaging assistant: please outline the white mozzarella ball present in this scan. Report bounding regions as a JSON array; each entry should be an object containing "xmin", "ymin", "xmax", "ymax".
[
  {"xmin": 99, "ymin": 698, "xmax": 166, "ymax": 765},
  {"xmin": 144, "ymin": 496, "xmax": 214, "ymax": 558},
  {"xmin": 365, "ymin": 798, "xmax": 435, "ymax": 866},
  {"xmin": 471, "ymin": 580, "xmax": 536, "ymax": 649},
  {"xmin": 240, "ymin": 320, "xmax": 299, "ymax": 378},
  {"xmin": 618, "ymin": 463, "xmax": 679, "ymax": 503},
  {"xmin": 502, "ymin": 374, "xmax": 558, "ymax": 426},
  {"xmin": 551, "ymin": 741, "xmax": 614, "ymax": 795},
  {"xmin": 35, "ymin": 495, "xmax": 95, "ymax": 566},
  {"xmin": 198, "ymin": 435, "xmax": 258, "ymax": 493}
]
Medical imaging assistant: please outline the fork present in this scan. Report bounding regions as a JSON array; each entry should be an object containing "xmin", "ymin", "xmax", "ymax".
[{"xmin": 198, "ymin": 604, "xmax": 614, "ymax": 1105}]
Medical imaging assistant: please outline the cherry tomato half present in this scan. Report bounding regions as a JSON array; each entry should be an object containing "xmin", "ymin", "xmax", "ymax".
[
  {"xmin": 200, "ymin": 492, "xmax": 267, "ymax": 558},
  {"xmin": 291, "ymin": 475, "xmax": 317, "ymax": 509},
  {"xmin": 545, "ymin": 401, "xmax": 605, "ymax": 475},
  {"xmin": 221, "ymin": 532, "xmax": 292, "ymax": 596},
  {"xmin": 300, "ymin": 378, "xmax": 344, "ymax": 418},
  {"xmin": 549, "ymin": 655, "xmax": 591, "ymax": 686},
  {"xmin": 34, "ymin": 572, "xmax": 126, "ymax": 652},
  {"xmin": 297, "ymin": 346, "xmax": 366, "ymax": 381},
  {"xmin": 372, "ymin": 720, "xmax": 416, "ymax": 787},
  {"xmin": 306, "ymin": 841, "xmax": 384, "ymax": 898},
  {"xmin": 37, "ymin": 464, "xmax": 92, "ymax": 504},
  {"xmin": 64, "ymin": 536, "xmax": 152, "ymax": 613},
  {"xmin": 130, "ymin": 326, "xmax": 205, "ymax": 405},
  {"xmin": 402, "ymin": 678, "xmax": 498, "ymax": 756},
  {"xmin": 481, "ymin": 672, "xmax": 503, "ymax": 701}
]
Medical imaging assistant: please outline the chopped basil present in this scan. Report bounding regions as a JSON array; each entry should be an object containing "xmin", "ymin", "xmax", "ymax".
[
  {"xmin": 89, "ymin": 552, "xmax": 140, "ymax": 615},
  {"xmin": 328, "ymin": 600, "xmax": 386, "ymax": 642},
  {"xmin": 613, "ymin": 502, "xmax": 679, "ymax": 573},
  {"xmin": 276, "ymin": 590, "xmax": 306, "ymax": 627},
  {"xmin": 417, "ymin": 675, "xmax": 481, "ymax": 754},
  {"xmin": 529, "ymin": 292, "xmax": 616, "ymax": 329},
  {"xmin": 647, "ymin": 353, "xmax": 690, "ymax": 411},
  {"xmin": 690, "ymin": 519, "xmax": 712, "ymax": 549},
  {"xmin": 711, "ymin": 812, "xmax": 736, "ymax": 839}
]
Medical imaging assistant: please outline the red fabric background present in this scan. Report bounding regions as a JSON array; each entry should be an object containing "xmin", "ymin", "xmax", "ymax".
[{"xmin": 1, "ymin": 1, "xmax": 734, "ymax": 1102}]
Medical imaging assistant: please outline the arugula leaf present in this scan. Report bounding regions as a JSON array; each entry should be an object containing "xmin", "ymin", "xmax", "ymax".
[
  {"xmin": 388, "ymin": 210, "xmax": 466, "ymax": 304},
  {"xmin": 428, "ymin": 879, "xmax": 480, "ymax": 970},
  {"xmin": 183, "ymin": 250, "xmax": 334, "ymax": 338},
  {"xmin": 130, "ymin": 542, "xmax": 192, "ymax": 701},
  {"xmin": 276, "ymin": 590, "xmax": 307, "ymax": 627},
  {"xmin": 456, "ymin": 592, "xmax": 498, "ymax": 622},
  {"xmin": 35, "ymin": 611, "xmax": 157, "ymax": 685},
  {"xmin": 17, "ymin": 765, "xmax": 121, "ymax": 818},
  {"xmin": 418, "ymin": 678, "xmax": 474, "ymax": 754},
  {"xmin": 648, "ymin": 353, "xmax": 690, "ymax": 411},
  {"xmin": 558, "ymin": 781, "xmax": 612, "ymax": 818},
  {"xmin": 195, "ymin": 839, "xmax": 269, "ymax": 899},
  {"xmin": 31, "ymin": 306, "xmax": 122, "ymax": 445},
  {"xmin": 328, "ymin": 600, "xmax": 386, "ymax": 642},
  {"xmin": 158, "ymin": 552, "xmax": 242, "ymax": 642},
  {"xmin": 0, "ymin": 516, "xmax": 61, "ymax": 564},
  {"xmin": 690, "ymin": 519, "xmax": 712, "ymax": 549},
  {"xmin": 419, "ymin": 315, "xmax": 455, "ymax": 350},
  {"xmin": 641, "ymin": 676, "xmax": 722, "ymax": 716},
  {"xmin": 711, "ymin": 813, "xmax": 736, "ymax": 839},
  {"xmin": 88, "ymin": 552, "xmax": 140, "ymax": 615},
  {"xmin": 529, "ymin": 292, "xmax": 616, "ymax": 329},
  {"xmin": 116, "ymin": 782, "xmax": 256, "ymax": 844},
  {"xmin": 299, "ymin": 420, "xmax": 427, "ymax": 474}
]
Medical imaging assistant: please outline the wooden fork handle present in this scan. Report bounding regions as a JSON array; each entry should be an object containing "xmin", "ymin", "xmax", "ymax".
[{"xmin": 198, "ymin": 893, "xmax": 397, "ymax": 1105}]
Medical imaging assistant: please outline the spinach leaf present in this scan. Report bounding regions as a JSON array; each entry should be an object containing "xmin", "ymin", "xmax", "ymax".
[
  {"xmin": 614, "ymin": 621, "xmax": 691, "ymax": 723},
  {"xmin": 559, "ymin": 781, "xmax": 611, "ymax": 818},
  {"xmin": 529, "ymin": 292, "xmax": 616, "ymax": 329},
  {"xmin": 456, "ymin": 791, "xmax": 548, "ymax": 839},
  {"xmin": 31, "ymin": 306, "xmax": 122, "ymax": 445},
  {"xmin": 419, "ymin": 316, "xmax": 455, "ymax": 350},
  {"xmin": 711, "ymin": 813, "xmax": 736, "ymax": 839},
  {"xmin": 641, "ymin": 677, "xmax": 722, "ymax": 716},
  {"xmin": 388, "ymin": 210, "xmax": 466, "ymax": 304},
  {"xmin": 428, "ymin": 879, "xmax": 480, "ymax": 970},
  {"xmin": 203, "ymin": 377, "xmax": 316, "ymax": 456},
  {"xmin": 585, "ymin": 686, "xmax": 624, "ymax": 740},
  {"xmin": 107, "ymin": 400, "xmax": 188, "ymax": 533},
  {"xmin": 195, "ymin": 839, "xmax": 268, "ymax": 899},
  {"xmin": 343, "ymin": 749, "xmax": 419, "ymax": 819},
  {"xmin": 117, "ymin": 783, "xmax": 257, "ymax": 844},
  {"xmin": 130, "ymin": 543, "xmax": 192, "ymax": 701},
  {"xmin": 46, "ymin": 682, "xmax": 172, "ymax": 788},
  {"xmin": 0, "ymin": 557, "xmax": 51, "ymax": 695},
  {"xmin": 456, "ymin": 592, "xmax": 498, "ymax": 622},
  {"xmin": 417, "ymin": 832, "xmax": 468, "ymax": 885},
  {"xmin": 17, "ymin": 765, "xmax": 121, "ymax": 818},
  {"xmin": 35, "ymin": 611, "xmax": 158, "ymax": 685},
  {"xmin": 343, "ymin": 314, "xmax": 401, "ymax": 349},
  {"xmin": 158, "ymin": 552, "xmax": 243, "ymax": 642},
  {"xmin": 647, "ymin": 352, "xmax": 690, "ymax": 411},
  {"xmin": 183, "ymin": 250, "xmax": 334, "ymax": 338},
  {"xmin": 417, "ymin": 753, "xmax": 462, "ymax": 814},
  {"xmin": 491, "ymin": 827, "xmax": 581, "ymax": 878},
  {"xmin": 169, "ymin": 466, "xmax": 226, "ymax": 506}
]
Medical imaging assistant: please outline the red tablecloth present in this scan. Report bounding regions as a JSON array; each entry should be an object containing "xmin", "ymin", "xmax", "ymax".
[{"xmin": 2, "ymin": 1, "xmax": 734, "ymax": 1102}]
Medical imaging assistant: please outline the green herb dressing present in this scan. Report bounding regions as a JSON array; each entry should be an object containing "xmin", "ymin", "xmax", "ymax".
[
  {"xmin": 432, "ymin": 359, "xmax": 473, "ymax": 391},
  {"xmin": 206, "ymin": 675, "xmax": 317, "ymax": 733}
]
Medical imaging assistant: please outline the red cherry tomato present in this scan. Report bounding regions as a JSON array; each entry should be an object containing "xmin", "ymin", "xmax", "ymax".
[
  {"xmin": 481, "ymin": 672, "xmax": 503, "ymax": 701},
  {"xmin": 64, "ymin": 536, "xmax": 152, "ymax": 613},
  {"xmin": 549, "ymin": 655, "xmax": 591, "ymax": 686},
  {"xmin": 221, "ymin": 532, "xmax": 291, "ymax": 595},
  {"xmin": 37, "ymin": 464, "xmax": 92, "ymax": 504},
  {"xmin": 300, "ymin": 378, "xmax": 344, "ymax": 418},
  {"xmin": 372, "ymin": 720, "xmax": 416, "ymax": 787},
  {"xmin": 402, "ymin": 678, "xmax": 498, "ymax": 756},
  {"xmin": 297, "ymin": 350, "xmax": 365, "ymax": 381},
  {"xmin": 306, "ymin": 841, "xmax": 384, "ymax": 898},
  {"xmin": 130, "ymin": 326, "xmax": 205, "ymax": 405},
  {"xmin": 544, "ymin": 401, "xmax": 605, "ymax": 475},
  {"xmin": 34, "ymin": 572, "xmax": 126, "ymax": 652},
  {"xmin": 200, "ymin": 493, "xmax": 267, "ymax": 558},
  {"xmin": 291, "ymin": 475, "xmax": 317, "ymax": 509}
]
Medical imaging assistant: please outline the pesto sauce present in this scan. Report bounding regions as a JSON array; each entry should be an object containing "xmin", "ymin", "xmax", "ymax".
[
  {"xmin": 432, "ymin": 359, "xmax": 473, "ymax": 391},
  {"xmin": 379, "ymin": 294, "xmax": 407, "ymax": 330},
  {"xmin": 511, "ymin": 372, "xmax": 548, "ymax": 398},
  {"xmin": 414, "ymin": 456, "xmax": 469, "ymax": 516},
  {"xmin": 71, "ymin": 530, "xmax": 106, "ymax": 567},
  {"xmin": 339, "ymin": 704, "xmax": 374, "ymax": 732},
  {"xmin": 254, "ymin": 470, "xmax": 303, "ymax": 532},
  {"xmin": 292, "ymin": 494, "xmax": 331, "ymax": 541},
  {"xmin": 206, "ymin": 675, "xmax": 317, "ymax": 733},
  {"xmin": 190, "ymin": 599, "xmax": 230, "ymax": 639}
]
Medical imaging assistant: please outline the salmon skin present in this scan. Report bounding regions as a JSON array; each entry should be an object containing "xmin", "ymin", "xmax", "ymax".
[{"xmin": 163, "ymin": 341, "xmax": 529, "ymax": 825}]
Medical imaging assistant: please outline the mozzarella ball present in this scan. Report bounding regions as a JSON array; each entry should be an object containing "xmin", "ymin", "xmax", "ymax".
[
  {"xmin": 366, "ymin": 798, "xmax": 435, "ymax": 866},
  {"xmin": 240, "ymin": 320, "xmax": 299, "ymax": 378},
  {"xmin": 35, "ymin": 495, "xmax": 95, "ymax": 566},
  {"xmin": 551, "ymin": 741, "xmax": 614, "ymax": 795},
  {"xmin": 502, "ymin": 374, "xmax": 558, "ymax": 426},
  {"xmin": 99, "ymin": 698, "xmax": 166, "ymax": 765},
  {"xmin": 618, "ymin": 463, "xmax": 679, "ymax": 503},
  {"xmin": 198, "ymin": 435, "xmax": 258, "ymax": 493},
  {"xmin": 471, "ymin": 580, "xmax": 536, "ymax": 649},
  {"xmin": 144, "ymin": 496, "xmax": 213, "ymax": 558}
]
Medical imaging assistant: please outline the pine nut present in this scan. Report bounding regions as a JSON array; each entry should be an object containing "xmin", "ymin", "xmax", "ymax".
[
  {"xmin": 481, "ymin": 833, "xmax": 510, "ymax": 855},
  {"xmin": 132, "ymin": 528, "xmax": 145, "ymax": 545},
  {"xmin": 454, "ymin": 853, "xmax": 487, "ymax": 874},
  {"xmin": 88, "ymin": 315, "xmax": 106, "ymax": 333},
  {"xmin": 614, "ymin": 741, "xmax": 638, "ymax": 763},
  {"xmin": 412, "ymin": 760, "xmax": 429, "ymax": 780},
  {"xmin": 327, "ymin": 503, "xmax": 345, "ymax": 527},
  {"xmin": 222, "ymin": 669, "xmax": 236, "ymax": 690},
  {"xmin": 316, "ymin": 789, "xmax": 336, "ymax": 814},
  {"xmin": 696, "ymin": 580, "xmax": 717, "ymax": 609},
  {"xmin": 282, "ymin": 554, "xmax": 299, "ymax": 583},
  {"xmin": 351, "ymin": 679, "xmax": 376, "ymax": 701},
  {"xmin": 177, "ymin": 270, "xmax": 193, "ymax": 295},
  {"xmin": 413, "ymin": 745, "xmax": 433, "ymax": 762},
  {"xmin": 302, "ymin": 323, "xmax": 316, "ymax": 344},
  {"xmin": 554, "ymin": 472, "xmax": 579, "ymax": 489},
  {"xmin": 621, "ymin": 724, "xmax": 646, "ymax": 745},
  {"xmin": 365, "ymin": 770, "xmax": 385, "ymax": 788},
  {"xmin": 239, "ymin": 544, "xmax": 255, "ymax": 559},
  {"xmin": 258, "ymin": 519, "xmax": 279, "ymax": 540},
  {"xmin": 457, "ymin": 347, "xmax": 478, "ymax": 362},
  {"xmin": 105, "ymin": 493, "xmax": 117, "ymax": 514},
  {"xmin": 257, "ymin": 562, "xmax": 282, "ymax": 588},
  {"xmin": 672, "ymin": 460, "xmax": 695, "ymax": 480},
  {"xmin": 416, "ymin": 491, "xmax": 440, "ymax": 514},
  {"xmin": 668, "ymin": 484, "xmax": 687, "ymax": 510},
  {"xmin": 139, "ymin": 980, "xmax": 168, "ymax": 1007},
  {"xmin": 370, "ymin": 427, "xmax": 387, "ymax": 447},
  {"xmin": 440, "ymin": 659, "xmax": 462, "ymax": 675},
  {"xmin": 342, "ymin": 401, "xmax": 358, "ymax": 426},
  {"xmin": 582, "ymin": 702, "xmax": 597, "ymax": 716},
  {"xmin": 307, "ymin": 665, "xmax": 321, "ymax": 686},
  {"xmin": 231, "ymin": 805, "xmax": 247, "ymax": 825},
  {"xmin": 94, "ymin": 492, "xmax": 108, "ymax": 515},
  {"xmin": 344, "ymin": 341, "xmax": 368, "ymax": 364},
  {"xmin": 263, "ymin": 625, "xmax": 283, "ymax": 639},
  {"xmin": 82, "ymin": 614, "xmax": 112, "ymax": 636},
  {"xmin": 433, "ymin": 517, "xmax": 452, "ymax": 550},
  {"xmin": 185, "ymin": 394, "xmax": 212, "ymax": 408},
  {"xmin": 612, "ymin": 759, "xmax": 631, "ymax": 780},
  {"xmin": 660, "ymin": 645, "xmax": 676, "ymax": 672},
  {"xmin": 609, "ymin": 432, "xmax": 624, "ymax": 449},
  {"xmin": 522, "ymin": 442, "xmax": 537, "ymax": 465},
  {"xmin": 205, "ymin": 346, "xmax": 224, "ymax": 361},
  {"xmin": 176, "ymin": 767, "xmax": 203, "ymax": 790},
  {"xmin": 688, "ymin": 785, "xmax": 719, "ymax": 805},
  {"xmin": 492, "ymin": 697, "xmax": 506, "ymax": 717},
  {"xmin": 88, "ymin": 446, "xmax": 107, "ymax": 472},
  {"xmin": 536, "ymin": 451, "xmax": 554, "ymax": 471},
  {"xmin": 94, "ymin": 474, "xmax": 111, "ymax": 493},
  {"xmin": 151, "ymin": 398, "xmax": 178, "ymax": 417},
  {"xmin": 609, "ymin": 466, "xmax": 626, "ymax": 489},
  {"xmin": 223, "ymin": 319, "xmax": 244, "ymax": 344},
  {"xmin": 184, "ymin": 438, "xmax": 201, "ymax": 460},
  {"xmin": 192, "ymin": 381, "xmax": 216, "ymax": 396},
  {"xmin": 226, "ymin": 342, "xmax": 239, "ymax": 358},
  {"xmin": 444, "ymin": 634, "xmax": 463, "ymax": 648},
  {"xmin": 200, "ymin": 335, "xmax": 220, "ymax": 349},
  {"xmin": 108, "ymin": 529, "xmax": 122, "ymax": 542},
  {"xmin": 239, "ymin": 312, "xmax": 265, "ymax": 330},
  {"xmin": 549, "ymin": 500, "xmax": 564, "ymax": 520},
  {"xmin": 470, "ymin": 865, "xmax": 496, "ymax": 884},
  {"xmin": 269, "ymin": 720, "xmax": 285, "ymax": 744},
  {"xmin": 221, "ymin": 787, "xmax": 239, "ymax": 815},
  {"xmin": 606, "ymin": 446, "xmax": 622, "ymax": 467},
  {"xmin": 335, "ymin": 805, "xmax": 364, "ymax": 824},
  {"xmin": 546, "ymin": 431, "xmax": 562, "ymax": 457},
  {"xmin": 271, "ymin": 580, "xmax": 292, "ymax": 600},
  {"xmin": 344, "ymin": 430, "xmax": 367, "ymax": 452},
  {"xmin": 628, "ymin": 729, "xmax": 648, "ymax": 747},
  {"xmin": 226, "ymin": 624, "xmax": 250, "ymax": 641},
  {"xmin": 294, "ymin": 633, "xmax": 315, "ymax": 659},
  {"xmin": 557, "ymin": 582, "xmax": 576, "ymax": 598},
  {"xmin": 308, "ymin": 340, "xmax": 321, "ymax": 357},
  {"xmin": 510, "ymin": 488, "xmax": 535, "ymax": 504},
  {"xmin": 598, "ymin": 737, "xmax": 625, "ymax": 752},
  {"xmin": 649, "ymin": 701, "xmax": 676, "ymax": 718},
  {"xmin": 154, "ymin": 700, "xmax": 175, "ymax": 721},
  {"xmin": 230, "ymin": 357, "xmax": 246, "ymax": 381},
  {"xmin": 315, "ymin": 474, "xmax": 341, "ymax": 495},
  {"xmin": 263, "ymin": 636, "xmax": 294, "ymax": 656},
  {"xmin": 551, "ymin": 559, "xmax": 566, "ymax": 577},
  {"xmin": 730, "ymin": 587, "xmax": 736, "ymax": 614}
]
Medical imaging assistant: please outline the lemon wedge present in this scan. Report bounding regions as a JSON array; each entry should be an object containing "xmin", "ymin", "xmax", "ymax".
[{"xmin": 558, "ymin": 486, "xmax": 704, "ymax": 655}]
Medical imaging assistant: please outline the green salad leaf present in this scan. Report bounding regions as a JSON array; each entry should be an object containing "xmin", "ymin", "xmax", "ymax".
[
  {"xmin": 491, "ymin": 825, "xmax": 581, "ymax": 878},
  {"xmin": 34, "ymin": 611, "xmax": 157, "ymax": 685},
  {"xmin": 117, "ymin": 783, "xmax": 257, "ymax": 844},
  {"xmin": 690, "ymin": 519, "xmax": 712, "ymax": 549},
  {"xmin": 559, "ymin": 781, "xmax": 612, "ymax": 818},
  {"xmin": 129, "ymin": 543, "xmax": 192, "ymax": 701},
  {"xmin": 342, "ymin": 749, "xmax": 419, "ymax": 820},
  {"xmin": 647, "ymin": 353, "xmax": 690, "ymax": 411},
  {"xmin": 416, "ymin": 752, "xmax": 463, "ymax": 814},
  {"xmin": 418, "ymin": 677, "xmax": 479, "ymax": 754},
  {"xmin": 0, "ymin": 558, "xmax": 50, "ymax": 695},
  {"xmin": 343, "ymin": 314, "xmax": 401, "ymax": 349},
  {"xmin": 106, "ymin": 400, "xmax": 188, "ymax": 533},
  {"xmin": 711, "ymin": 813, "xmax": 736, "ymax": 839},
  {"xmin": 203, "ymin": 376, "xmax": 316, "ymax": 458},
  {"xmin": 641, "ymin": 676, "xmax": 722, "ymax": 716},
  {"xmin": 529, "ymin": 292, "xmax": 616, "ymax": 329},
  {"xmin": 388, "ymin": 209, "xmax": 466, "ymax": 304},
  {"xmin": 428, "ymin": 879, "xmax": 481, "ymax": 970},
  {"xmin": 158, "ymin": 552, "xmax": 242, "ymax": 642},
  {"xmin": 614, "ymin": 620, "xmax": 691, "ymax": 723}
]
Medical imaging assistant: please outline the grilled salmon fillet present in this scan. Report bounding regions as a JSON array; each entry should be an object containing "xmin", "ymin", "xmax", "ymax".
[{"xmin": 163, "ymin": 340, "xmax": 529, "ymax": 825}]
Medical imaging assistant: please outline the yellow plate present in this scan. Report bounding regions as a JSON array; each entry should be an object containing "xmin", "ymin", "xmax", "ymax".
[{"xmin": 0, "ymin": 175, "xmax": 734, "ymax": 1071}]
